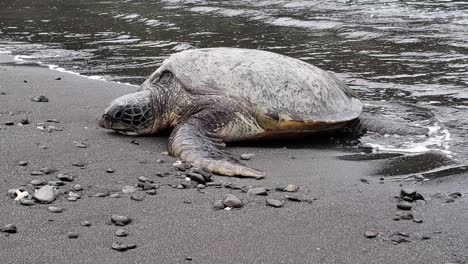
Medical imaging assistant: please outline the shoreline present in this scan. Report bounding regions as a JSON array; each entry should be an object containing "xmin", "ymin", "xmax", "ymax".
[{"xmin": 1, "ymin": 54, "xmax": 467, "ymax": 263}]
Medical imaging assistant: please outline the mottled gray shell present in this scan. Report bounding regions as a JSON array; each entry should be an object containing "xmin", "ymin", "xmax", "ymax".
[{"xmin": 145, "ymin": 48, "xmax": 362, "ymax": 124}]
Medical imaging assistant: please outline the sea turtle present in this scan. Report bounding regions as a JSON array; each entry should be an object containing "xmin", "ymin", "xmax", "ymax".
[{"xmin": 99, "ymin": 48, "xmax": 427, "ymax": 178}]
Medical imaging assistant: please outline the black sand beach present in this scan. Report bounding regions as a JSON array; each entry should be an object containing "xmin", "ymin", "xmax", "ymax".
[{"xmin": 1, "ymin": 55, "xmax": 467, "ymax": 263}]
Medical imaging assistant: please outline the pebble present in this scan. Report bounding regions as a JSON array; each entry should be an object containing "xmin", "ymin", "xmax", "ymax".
[
  {"xmin": 73, "ymin": 141, "xmax": 87, "ymax": 148},
  {"xmin": 266, "ymin": 199, "xmax": 283, "ymax": 208},
  {"xmin": 284, "ymin": 184, "xmax": 299, "ymax": 192},
  {"xmin": 106, "ymin": 168, "xmax": 115, "ymax": 173},
  {"xmin": 32, "ymin": 95, "xmax": 49, "ymax": 102},
  {"xmin": 400, "ymin": 212, "xmax": 414, "ymax": 220},
  {"xmin": 247, "ymin": 187, "xmax": 268, "ymax": 196},
  {"xmin": 111, "ymin": 215, "xmax": 131, "ymax": 226},
  {"xmin": 115, "ymin": 229, "xmax": 128, "ymax": 237},
  {"xmin": 72, "ymin": 161, "xmax": 85, "ymax": 167},
  {"xmin": 401, "ymin": 188, "xmax": 416, "ymax": 197},
  {"xmin": 189, "ymin": 173, "xmax": 206, "ymax": 184},
  {"xmin": 55, "ymin": 77, "xmax": 61, "ymax": 80},
  {"xmin": 122, "ymin": 186, "xmax": 137, "ymax": 194},
  {"xmin": 57, "ymin": 174, "xmax": 74, "ymax": 182},
  {"xmin": 95, "ymin": 192, "xmax": 108, "ymax": 197},
  {"xmin": 138, "ymin": 182, "xmax": 157, "ymax": 190},
  {"xmin": 81, "ymin": 221, "xmax": 91, "ymax": 226},
  {"xmin": 196, "ymin": 184, "xmax": 206, "ymax": 189},
  {"xmin": 450, "ymin": 192, "xmax": 462, "ymax": 198},
  {"xmin": 138, "ymin": 176, "xmax": 148, "ymax": 182},
  {"xmin": 413, "ymin": 193, "xmax": 425, "ymax": 201},
  {"xmin": 130, "ymin": 139, "xmax": 139, "ymax": 145},
  {"xmin": 397, "ymin": 202, "xmax": 412, "ymax": 211},
  {"xmin": 364, "ymin": 231, "xmax": 377, "ymax": 238},
  {"xmin": 130, "ymin": 193, "xmax": 145, "ymax": 201},
  {"xmin": 38, "ymin": 144, "xmax": 48, "ymax": 149},
  {"xmin": 18, "ymin": 161, "xmax": 28, "ymax": 166},
  {"xmin": 146, "ymin": 189, "xmax": 157, "ymax": 195},
  {"xmin": 72, "ymin": 184, "xmax": 83, "ymax": 191},
  {"xmin": 67, "ymin": 232, "xmax": 79, "ymax": 239},
  {"xmin": 48, "ymin": 180, "xmax": 65, "ymax": 186},
  {"xmin": 240, "ymin": 153, "xmax": 255, "ymax": 160},
  {"xmin": 47, "ymin": 206, "xmax": 63, "ymax": 213},
  {"xmin": 213, "ymin": 200, "xmax": 225, "ymax": 210},
  {"xmin": 33, "ymin": 185, "xmax": 57, "ymax": 203},
  {"xmin": 20, "ymin": 198, "xmax": 35, "ymax": 206},
  {"xmin": 222, "ymin": 194, "xmax": 242, "ymax": 208},
  {"xmin": 173, "ymin": 161, "xmax": 191, "ymax": 171},
  {"xmin": 20, "ymin": 119, "xmax": 29, "ymax": 125},
  {"xmin": 111, "ymin": 242, "xmax": 137, "ymax": 252},
  {"xmin": 413, "ymin": 219, "xmax": 423, "ymax": 223},
  {"xmin": 422, "ymin": 235, "xmax": 430, "ymax": 240},
  {"xmin": 1, "ymin": 224, "xmax": 17, "ymax": 234},
  {"xmin": 285, "ymin": 195, "xmax": 302, "ymax": 202},
  {"xmin": 31, "ymin": 171, "xmax": 45, "ymax": 176},
  {"xmin": 68, "ymin": 192, "xmax": 81, "ymax": 199},
  {"xmin": 156, "ymin": 159, "xmax": 164, "ymax": 163},
  {"xmin": 30, "ymin": 179, "xmax": 46, "ymax": 186},
  {"xmin": 5, "ymin": 121, "xmax": 14, "ymax": 126}
]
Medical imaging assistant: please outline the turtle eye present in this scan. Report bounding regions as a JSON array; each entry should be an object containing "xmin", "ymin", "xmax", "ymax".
[{"xmin": 114, "ymin": 110, "xmax": 124, "ymax": 119}]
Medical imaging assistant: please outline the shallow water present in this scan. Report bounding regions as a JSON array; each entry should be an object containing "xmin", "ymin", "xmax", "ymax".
[{"xmin": 0, "ymin": 0, "xmax": 467, "ymax": 166}]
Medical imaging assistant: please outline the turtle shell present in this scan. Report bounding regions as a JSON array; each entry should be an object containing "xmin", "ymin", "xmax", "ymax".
[{"xmin": 144, "ymin": 48, "xmax": 362, "ymax": 131}]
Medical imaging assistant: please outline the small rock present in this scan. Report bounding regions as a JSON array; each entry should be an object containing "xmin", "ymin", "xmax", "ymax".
[
  {"xmin": 364, "ymin": 231, "xmax": 377, "ymax": 238},
  {"xmin": 32, "ymin": 95, "xmax": 49, "ymax": 102},
  {"xmin": 73, "ymin": 141, "xmax": 87, "ymax": 148},
  {"xmin": 19, "ymin": 199, "xmax": 35, "ymax": 206},
  {"xmin": 48, "ymin": 180, "xmax": 65, "ymax": 186},
  {"xmin": 106, "ymin": 168, "xmax": 115, "ymax": 173},
  {"xmin": 359, "ymin": 178, "xmax": 369, "ymax": 183},
  {"xmin": 20, "ymin": 119, "xmax": 29, "ymax": 125},
  {"xmin": 422, "ymin": 235, "xmax": 430, "ymax": 240},
  {"xmin": 137, "ymin": 182, "xmax": 156, "ymax": 190},
  {"xmin": 111, "ymin": 215, "xmax": 131, "ymax": 226},
  {"xmin": 400, "ymin": 212, "xmax": 414, "ymax": 220},
  {"xmin": 130, "ymin": 193, "xmax": 145, "ymax": 201},
  {"xmin": 285, "ymin": 195, "xmax": 302, "ymax": 202},
  {"xmin": 190, "ymin": 167, "xmax": 212, "ymax": 182},
  {"xmin": 111, "ymin": 242, "xmax": 137, "ymax": 252},
  {"xmin": 137, "ymin": 176, "xmax": 148, "ymax": 182},
  {"xmin": 173, "ymin": 161, "xmax": 191, "ymax": 171},
  {"xmin": 397, "ymin": 202, "xmax": 412, "ymax": 211},
  {"xmin": 247, "ymin": 187, "xmax": 268, "ymax": 196},
  {"xmin": 401, "ymin": 188, "xmax": 416, "ymax": 197},
  {"xmin": 68, "ymin": 192, "xmax": 81, "ymax": 199},
  {"xmin": 240, "ymin": 153, "xmax": 255, "ymax": 160},
  {"xmin": 57, "ymin": 174, "xmax": 74, "ymax": 182},
  {"xmin": 450, "ymin": 192, "xmax": 462, "ymax": 198},
  {"xmin": 222, "ymin": 194, "xmax": 242, "ymax": 208},
  {"xmin": 72, "ymin": 161, "xmax": 85, "ymax": 167},
  {"xmin": 176, "ymin": 184, "xmax": 185, "ymax": 189},
  {"xmin": 115, "ymin": 229, "xmax": 128, "ymax": 237},
  {"xmin": 110, "ymin": 193, "xmax": 121, "ymax": 198},
  {"xmin": 122, "ymin": 186, "xmax": 137, "ymax": 194},
  {"xmin": 284, "ymin": 184, "xmax": 299, "ymax": 192},
  {"xmin": 72, "ymin": 184, "xmax": 83, "ymax": 191},
  {"xmin": 213, "ymin": 200, "xmax": 225, "ymax": 210},
  {"xmin": 31, "ymin": 171, "xmax": 45, "ymax": 176},
  {"xmin": 33, "ymin": 185, "xmax": 57, "ymax": 203},
  {"xmin": 189, "ymin": 173, "xmax": 206, "ymax": 184},
  {"xmin": 266, "ymin": 199, "xmax": 283, "ymax": 208},
  {"xmin": 146, "ymin": 189, "xmax": 157, "ymax": 195},
  {"xmin": 18, "ymin": 161, "xmax": 28, "ymax": 166},
  {"xmin": 47, "ymin": 206, "xmax": 63, "ymax": 213},
  {"xmin": 94, "ymin": 192, "xmax": 108, "ymax": 197},
  {"xmin": 413, "ymin": 219, "xmax": 423, "ymax": 223},
  {"xmin": 55, "ymin": 77, "xmax": 61, "ymax": 80},
  {"xmin": 67, "ymin": 232, "xmax": 79, "ymax": 239},
  {"xmin": 81, "ymin": 221, "xmax": 91, "ymax": 226},
  {"xmin": 130, "ymin": 140, "xmax": 139, "ymax": 145},
  {"xmin": 155, "ymin": 159, "xmax": 164, "ymax": 163},
  {"xmin": 30, "ymin": 179, "xmax": 46, "ymax": 186},
  {"xmin": 196, "ymin": 184, "xmax": 205, "ymax": 189},
  {"xmin": 186, "ymin": 257, "xmax": 193, "ymax": 261},
  {"xmin": 1, "ymin": 224, "xmax": 17, "ymax": 234},
  {"xmin": 38, "ymin": 144, "xmax": 48, "ymax": 149},
  {"xmin": 413, "ymin": 193, "xmax": 425, "ymax": 201}
]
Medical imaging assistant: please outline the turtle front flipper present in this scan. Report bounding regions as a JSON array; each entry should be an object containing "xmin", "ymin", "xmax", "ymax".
[{"xmin": 169, "ymin": 117, "xmax": 265, "ymax": 179}]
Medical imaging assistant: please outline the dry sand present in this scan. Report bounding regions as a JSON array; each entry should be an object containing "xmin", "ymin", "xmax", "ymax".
[{"xmin": 0, "ymin": 54, "xmax": 467, "ymax": 263}]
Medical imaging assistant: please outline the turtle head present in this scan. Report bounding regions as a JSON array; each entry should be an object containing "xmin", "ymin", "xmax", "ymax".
[{"xmin": 99, "ymin": 90, "xmax": 156, "ymax": 135}]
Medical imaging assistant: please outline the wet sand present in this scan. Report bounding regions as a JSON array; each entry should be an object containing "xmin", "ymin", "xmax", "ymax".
[{"xmin": 0, "ymin": 54, "xmax": 467, "ymax": 263}]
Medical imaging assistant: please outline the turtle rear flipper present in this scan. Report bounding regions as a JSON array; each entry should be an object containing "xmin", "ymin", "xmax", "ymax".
[
  {"xmin": 169, "ymin": 116, "xmax": 265, "ymax": 179},
  {"xmin": 345, "ymin": 116, "xmax": 430, "ymax": 136}
]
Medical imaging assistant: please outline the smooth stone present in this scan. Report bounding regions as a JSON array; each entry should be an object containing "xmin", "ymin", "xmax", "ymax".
[
  {"xmin": 20, "ymin": 119, "xmax": 29, "ymax": 125},
  {"xmin": 266, "ymin": 199, "xmax": 283, "ymax": 208},
  {"xmin": 122, "ymin": 186, "xmax": 137, "ymax": 194},
  {"xmin": 413, "ymin": 193, "xmax": 425, "ymax": 201},
  {"xmin": 40, "ymin": 167, "xmax": 56, "ymax": 175},
  {"xmin": 401, "ymin": 188, "xmax": 416, "ymax": 197},
  {"xmin": 248, "ymin": 187, "xmax": 268, "ymax": 196},
  {"xmin": 1, "ymin": 224, "xmax": 17, "ymax": 234},
  {"xmin": 189, "ymin": 173, "xmax": 206, "ymax": 184},
  {"xmin": 364, "ymin": 231, "xmax": 377, "ymax": 238},
  {"xmin": 31, "ymin": 171, "xmax": 45, "ymax": 176},
  {"xmin": 94, "ymin": 192, "xmax": 108, "ymax": 197},
  {"xmin": 413, "ymin": 219, "xmax": 423, "ymax": 223},
  {"xmin": 30, "ymin": 179, "xmax": 46, "ymax": 186},
  {"xmin": 146, "ymin": 189, "xmax": 157, "ymax": 195},
  {"xmin": 397, "ymin": 202, "xmax": 412, "ymax": 211},
  {"xmin": 48, "ymin": 180, "xmax": 65, "ymax": 186},
  {"xmin": 67, "ymin": 197, "xmax": 78, "ymax": 201},
  {"xmin": 285, "ymin": 195, "xmax": 302, "ymax": 202},
  {"xmin": 72, "ymin": 161, "xmax": 85, "ymax": 167},
  {"xmin": 106, "ymin": 168, "xmax": 115, "ymax": 173},
  {"xmin": 190, "ymin": 167, "xmax": 212, "ymax": 181},
  {"xmin": 18, "ymin": 161, "xmax": 28, "ymax": 166},
  {"xmin": 222, "ymin": 194, "xmax": 242, "ymax": 208},
  {"xmin": 155, "ymin": 159, "xmax": 164, "ymax": 163},
  {"xmin": 137, "ymin": 182, "xmax": 156, "ymax": 190},
  {"xmin": 213, "ymin": 200, "xmax": 225, "ymax": 210},
  {"xmin": 38, "ymin": 144, "xmax": 48, "ymax": 149},
  {"xmin": 4, "ymin": 121, "xmax": 14, "ymax": 126},
  {"xmin": 284, "ymin": 184, "xmax": 299, "ymax": 192},
  {"xmin": 32, "ymin": 95, "xmax": 49, "ymax": 102},
  {"xmin": 400, "ymin": 212, "xmax": 414, "ymax": 220},
  {"xmin": 130, "ymin": 193, "xmax": 145, "ymax": 201},
  {"xmin": 196, "ymin": 184, "xmax": 206, "ymax": 189},
  {"xmin": 67, "ymin": 232, "xmax": 79, "ymax": 239},
  {"xmin": 111, "ymin": 242, "xmax": 137, "ymax": 251},
  {"xmin": 110, "ymin": 193, "xmax": 121, "ymax": 198},
  {"xmin": 173, "ymin": 161, "xmax": 191, "ymax": 171},
  {"xmin": 47, "ymin": 206, "xmax": 63, "ymax": 213},
  {"xmin": 73, "ymin": 141, "xmax": 87, "ymax": 148},
  {"xmin": 240, "ymin": 153, "xmax": 255, "ymax": 160},
  {"xmin": 81, "ymin": 221, "xmax": 91, "ymax": 226},
  {"xmin": 19, "ymin": 199, "xmax": 35, "ymax": 206},
  {"xmin": 111, "ymin": 215, "xmax": 131, "ymax": 226},
  {"xmin": 57, "ymin": 174, "xmax": 74, "ymax": 182},
  {"xmin": 115, "ymin": 229, "xmax": 128, "ymax": 237},
  {"xmin": 72, "ymin": 184, "xmax": 83, "ymax": 191},
  {"xmin": 7, "ymin": 189, "xmax": 17, "ymax": 198},
  {"xmin": 68, "ymin": 192, "xmax": 81, "ymax": 199},
  {"xmin": 33, "ymin": 185, "xmax": 57, "ymax": 203}
]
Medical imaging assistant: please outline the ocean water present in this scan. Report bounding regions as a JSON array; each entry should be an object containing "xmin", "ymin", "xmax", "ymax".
[{"xmin": 0, "ymin": 0, "xmax": 467, "ymax": 173}]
